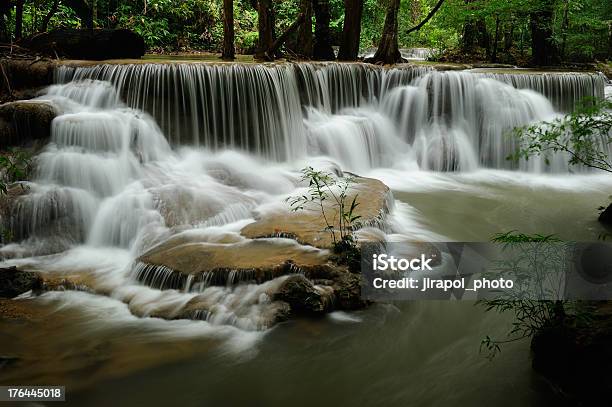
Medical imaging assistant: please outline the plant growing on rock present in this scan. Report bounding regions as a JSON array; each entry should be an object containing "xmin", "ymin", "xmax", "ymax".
[
  {"xmin": 0, "ymin": 148, "xmax": 32, "ymax": 195},
  {"xmin": 479, "ymin": 231, "xmax": 595, "ymax": 360},
  {"xmin": 287, "ymin": 167, "xmax": 362, "ymax": 269}
]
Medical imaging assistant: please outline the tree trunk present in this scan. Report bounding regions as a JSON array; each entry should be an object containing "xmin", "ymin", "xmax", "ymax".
[
  {"xmin": 222, "ymin": 0, "xmax": 235, "ymax": 60},
  {"xmin": 338, "ymin": 0, "xmax": 363, "ymax": 61},
  {"xmin": 295, "ymin": 0, "xmax": 313, "ymax": 58},
  {"xmin": 608, "ymin": 22, "xmax": 612, "ymax": 60},
  {"xmin": 491, "ymin": 16, "xmax": 500, "ymax": 62},
  {"xmin": 312, "ymin": 0, "xmax": 335, "ymax": 60},
  {"xmin": 41, "ymin": 0, "xmax": 61, "ymax": 32},
  {"xmin": 369, "ymin": 0, "xmax": 402, "ymax": 64},
  {"xmin": 267, "ymin": 13, "xmax": 306, "ymax": 58},
  {"xmin": 63, "ymin": 0, "xmax": 94, "ymax": 29},
  {"xmin": 461, "ymin": 1, "xmax": 488, "ymax": 55},
  {"xmin": 92, "ymin": 0, "xmax": 98, "ymax": 27},
  {"xmin": 560, "ymin": 0, "xmax": 569, "ymax": 61},
  {"xmin": 15, "ymin": 1, "xmax": 24, "ymax": 40},
  {"xmin": 0, "ymin": 1, "xmax": 11, "ymax": 42},
  {"xmin": 530, "ymin": 0, "xmax": 558, "ymax": 66},
  {"xmin": 255, "ymin": 0, "xmax": 274, "ymax": 60},
  {"xmin": 504, "ymin": 20, "xmax": 514, "ymax": 52}
]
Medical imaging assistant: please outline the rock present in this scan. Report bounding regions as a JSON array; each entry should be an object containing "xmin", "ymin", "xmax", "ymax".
[
  {"xmin": 0, "ymin": 266, "xmax": 42, "ymax": 298},
  {"xmin": 0, "ymin": 59, "xmax": 56, "ymax": 103},
  {"xmin": 274, "ymin": 274, "xmax": 330, "ymax": 314},
  {"xmin": 241, "ymin": 175, "xmax": 392, "ymax": 249},
  {"xmin": 331, "ymin": 272, "xmax": 367, "ymax": 310},
  {"xmin": 599, "ymin": 203, "xmax": 612, "ymax": 227},
  {"xmin": 531, "ymin": 316, "xmax": 612, "ymax": 405},
  {"xmin": 0, "ymin": 100, "xmax": 57, "ymax": 148},
  {"xmin": 25, "ymin": 28, "xmax": 145, "ymax": 60},
  {"xmin": 135, "ymin": 235, "xmax": 329, "ymax": 290}
]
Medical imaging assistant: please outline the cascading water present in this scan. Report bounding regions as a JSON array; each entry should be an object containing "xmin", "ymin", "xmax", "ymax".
[
  {"xmin": 54, "ymin": 63, "xmax": 607, "ymax": 172},
  {"xmin": 2, "ymin": 62, "xmax": 612, "ymax": 405},
  {"xmin": 1, "ymin": 62, "xmax": 611, "ymax": 337}
]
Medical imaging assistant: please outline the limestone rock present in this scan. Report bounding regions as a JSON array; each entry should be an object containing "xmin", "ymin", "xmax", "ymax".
[
  {"xmin": 0, "ymin": 100, "xmax": 57, "ymax": 148},
  {"xmin": 241, "ymin": 175, "xmax": 391, "ymax": 249}
]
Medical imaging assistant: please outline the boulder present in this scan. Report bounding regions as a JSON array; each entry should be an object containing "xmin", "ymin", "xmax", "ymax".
[
  {"xmin": 0, "ymin": 100, "xmax": 57, "ymax": 148},
  {"xmin": 274, "ymin": 274, "xmax": 330, "ymax": 314},
  {"xmin": 241, "ymin": 175, "xmax": 392, "ymax": 249},
  {"xmin": 25, "ymin": 28, "xmax": 145, "ymax": 60},
  {"xmin": 599, "ymin": 203, "xmax": 612, "ymax": 227},
  {"xmin": 0, "ymin": 266, "xmax": 42, "ymax": 298},
  {"xmin": 0, "ymin": 59, "xmax": 56, "ymax": 103}
]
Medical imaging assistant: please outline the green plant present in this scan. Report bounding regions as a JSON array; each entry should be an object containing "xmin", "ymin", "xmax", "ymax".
[
  {"xmin": 510, "ymin": 98, "xmax": 612, "ymax": 173},
  {"xmin": 286, "ymin": 166, "xmax": 362, "ymax": 256},
  {"xmin": 0, "ymin": 148, "xmax": 32, "ymax": 195},
  {"xmin": 478, "ymin": 231, "xmax": 594, "ymax": 360}
]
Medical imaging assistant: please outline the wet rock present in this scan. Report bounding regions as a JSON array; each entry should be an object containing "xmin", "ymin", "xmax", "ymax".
[
  {"xmin": 531, "ymin": 315, "xmax": 612, "ymax": 405},
  {"xmin": 135, "ymin": 236, "xmax": 328, "ymax": 290},
  {"xmin": 274, "ymin": 275, "xmax": 329, "ymax": 314},
  {"xmin": 0, "ymin": 266, "xmax": 42, "ymax": 298},
  {"xmin": 599, "ymin": 203, "xmax": 612, "ymax": 227},
  {"xmin": 0, "ymin": 100, "xmax": 57, "ymax": 148},
  {"xmin": 0, "ymin": 59, "xmax": 56, "ymax": 103},
  {"xmin": 241, "ymin": 175, "xmax": 392, "ymax": 249},
  {"xmin": 332, "ymin": 273, "xmax": 367, "ymax": 310}
]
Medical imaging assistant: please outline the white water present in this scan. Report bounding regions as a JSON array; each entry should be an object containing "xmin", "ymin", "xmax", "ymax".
[{"xmin": 1, "ymin": 63, "xmax": 611, "ymax": 347}]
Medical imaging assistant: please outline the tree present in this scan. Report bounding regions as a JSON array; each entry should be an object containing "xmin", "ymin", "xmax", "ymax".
[
  {"xmin": 460, "ymin": 0, "xmax": 489, "ymax": 55},
  {"xmin": 15, "ymin": 0, "xmax": 24, "ymax": 40},
  {"xmin": 312, "ymin": 0, "xmax": 335, "ymax": 60},
  {"xmin": 0, "ymin": 1, "xmax": 11, "ymax": 43},
  {"xmin": 338, "ymin": 0, "xmax": 363, "ymax": 61},
  {"xmin": 295, "ymin": 0, "xmax": 313, "ymax": 58},
  {"xmin": 255, "ymin": 0, "xmax": 274, "ymax": 60},
  {"xmin": 41, "ymin": 0, "xmax": 61, "ymax": 33},
  {"xmin": 405, "ymin": 0, "xmax": 445, "ymax": 35},
  {"xmin": 530, "ymin": 0, "xmax": 558, "ymax": 66},
  {"xmin": 222, "ymin": 0, "xmax": 235, "ymax": 60},
  {"xmin": 369, "ymin": 0, "xmax": 402, "ymax": 64},
  {"xmin": 63, "ymin": 0, "xmax": 93, "ymax": 29}
]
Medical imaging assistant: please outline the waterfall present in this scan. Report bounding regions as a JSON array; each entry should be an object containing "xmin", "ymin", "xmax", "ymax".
[
  {"xmin": 1, "ymin": 61, "xmax": 609, "ymax": 332},
  {"xmin": 54, "ymin": 62, "xmax": 606, "ymax": 170}
]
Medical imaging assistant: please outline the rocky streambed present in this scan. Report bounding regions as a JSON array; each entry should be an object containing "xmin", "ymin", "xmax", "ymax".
[{"xmin": 0, "ymin": 170, "xmax": 394, "ymax": 326}]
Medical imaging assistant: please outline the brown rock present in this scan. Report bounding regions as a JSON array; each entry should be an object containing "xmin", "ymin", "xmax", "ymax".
[
  {"xmin": 0, "ymin": 100, "xmax": 57, "ymax": 148},
  {"xmin": 241, "ymin": 175, "xmax": 391, "ymax": 249}
]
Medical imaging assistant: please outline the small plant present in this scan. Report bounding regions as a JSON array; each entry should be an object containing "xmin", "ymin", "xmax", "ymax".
[
  {"xmin": 0, "ymin": 148, "xmax": 32, "ymax": 195},
  {"xmin": 479, "ymin": 231, "xmax": 594, "ymax": 360},
  {"xmin": 286, "ymin": 167, "xmax": 362, "ymax": 268}
]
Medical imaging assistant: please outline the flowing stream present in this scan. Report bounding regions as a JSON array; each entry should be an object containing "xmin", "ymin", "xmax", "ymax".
[{"xmin": 0, "ymin": 62, "xmax": 611, "ymax": 405}]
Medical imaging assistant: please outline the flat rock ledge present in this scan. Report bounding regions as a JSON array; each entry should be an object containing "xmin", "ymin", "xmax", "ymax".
[{"xmin": 241, "ymin": 175, "xmax": 392, "ymax": 249}]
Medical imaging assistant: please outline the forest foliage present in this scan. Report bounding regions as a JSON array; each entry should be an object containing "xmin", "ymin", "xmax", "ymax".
[{"xmin": 0, "ymin": 0, "xmax": 611, "ymax": 63}]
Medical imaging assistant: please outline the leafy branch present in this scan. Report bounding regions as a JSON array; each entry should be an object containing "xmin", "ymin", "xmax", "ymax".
[{"xmin": 509, "ymin": 98, "xmax": 612, "ymax": 172}]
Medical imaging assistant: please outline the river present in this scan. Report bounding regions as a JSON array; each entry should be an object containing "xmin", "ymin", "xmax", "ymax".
[{"xmin": 0, "ymin": 61, "xmax": 610, "ymax": 406}]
